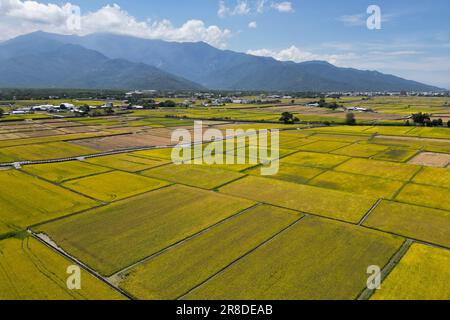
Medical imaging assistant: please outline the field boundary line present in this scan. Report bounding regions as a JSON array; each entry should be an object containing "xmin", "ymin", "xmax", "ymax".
[
  {"xmin": 109, "ymin": 203, "xmax": 263, "ymax": 281},
  {"xmin": 176, "ymin": 215, "xmax": 307, "ymax": 300},
  {"xmin": 357, "ymin": 239, "xmax": 413, "ymax": 300},
  {"xmin": 358, "ymin": 199, "xmax": 383, "ymax": 226},
  {"xmin": 29, "ymin": 231, "xmax": 134, "ymax": 300}
]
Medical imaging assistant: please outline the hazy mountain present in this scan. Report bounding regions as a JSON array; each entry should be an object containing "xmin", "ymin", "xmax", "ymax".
[
  {"xmin": 0, "ymin": 31, "xmax": 442, "ymax": 92},
  {"xmin": 0, "ymin": 32, "xmax": 204, "ymax": 90}
]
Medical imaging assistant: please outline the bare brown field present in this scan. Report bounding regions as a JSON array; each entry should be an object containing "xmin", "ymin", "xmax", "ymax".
[
  {"xmin": 408, "ymin": 152, "xmax": 450, "ymax": 168},
  {"xmin": 69, "ymin": 133, "xmax": 173, "ymax": 151}
]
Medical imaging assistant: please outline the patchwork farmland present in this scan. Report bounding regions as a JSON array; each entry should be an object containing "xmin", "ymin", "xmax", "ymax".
[{"xmin": 0, "ymin": 105, "xmax": 449, "ymax": 300}]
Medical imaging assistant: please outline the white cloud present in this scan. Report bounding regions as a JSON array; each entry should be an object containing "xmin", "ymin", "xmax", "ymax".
[
  {"xmin": 337, "ymin": 14, "xmax": 366, "ymax": 26},
  {"xmin": 0, "ymin": 1, "xmax": 232, "ymax": 48},
  {"xmin": 247, "ymin": 46, "xmax": 340, "ymax": 64},
  {"xmin": 233, "ymin": 0, "xmax": 251, "ymax": 15},
  {"xmin": 256, "ymin": 0, "xmax": 266, "ymax": 14},
  {"xmin": 248, "ymin": 21, "xmax": 257, "ymax": 28},
  {"xmin": 270, "ymin": 2, "xmax": 294, "ymax": 13},
  {"xmin": 218, "ymin": 1, "xmax": 228, "ymax": 18},
  {"xmin": 218, "ymin": 0, "xmax": 250, "ymax": 18}
]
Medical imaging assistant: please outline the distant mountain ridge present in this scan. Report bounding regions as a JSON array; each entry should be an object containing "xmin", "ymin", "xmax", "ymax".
[
  {"xmin": 0, "ymin": 31, "xmax": 443, "ymax": 92},
  {"xmin": 0, "ymin": 33, "xmax": 204, "ymax": 90}
]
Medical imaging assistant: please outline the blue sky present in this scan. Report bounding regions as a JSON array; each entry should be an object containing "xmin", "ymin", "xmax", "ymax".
[{"xmin": 0, "ymin": 0, "xmax": 449, "ymax": 88}]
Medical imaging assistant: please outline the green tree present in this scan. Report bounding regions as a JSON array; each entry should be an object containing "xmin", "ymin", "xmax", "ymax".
[
  {"xmin": 280, "ymin": 112, "xmax": 299, "ymax": 124},
  {"xmin": 412, "ymin": 112, "xmax": 431, "ymax": 125},
  {"xmin": 346, "ymin": 112, "xmax": 356, "ymax": 125},
  {"xmin": 0, "ymin": 108, "xmax": 4, "ymax": 117}
]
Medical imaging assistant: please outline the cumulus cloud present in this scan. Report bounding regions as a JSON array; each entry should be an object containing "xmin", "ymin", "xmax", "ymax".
[
  {"xmin": 270, "ymin": 2, "xmax": 294, "ymax": 13},
  {"xmin": 0, "ymin": 1, "xmax": 231, "ymax": 48},
  {"xmin": 247, "ymin": 46, "xmax": 340, "ymax": 64},
  {"xmin": 248, "ymin": 21, "xmax": 257, "ymax": 28}
]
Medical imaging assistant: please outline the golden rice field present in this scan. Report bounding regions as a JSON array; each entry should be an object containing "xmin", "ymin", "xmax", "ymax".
[
  {"xmin": 0, "ymin": 236, "xmax": 125, "ymax": 300},
  {"xmin": 371, "ymin": 244, "xmax": 450, "ymax": 300},
  {"xmin": 0, "ymin": 110, "xmax": 449, "ymax": 300},
  {"xmin": 37, "ymin": 185, "xmax": 255, "ymax": 276},
  {"xmin": 183, "ymin": 217, "xmax": 403, "ymax": 300}
]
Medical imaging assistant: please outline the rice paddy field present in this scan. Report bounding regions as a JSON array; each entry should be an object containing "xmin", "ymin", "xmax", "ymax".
[{"xmin": 0, "ymin": 96, "xmax": 449, "ymax": 300}]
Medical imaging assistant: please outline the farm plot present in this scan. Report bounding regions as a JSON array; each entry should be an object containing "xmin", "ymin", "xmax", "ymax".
[
  {"xmin": 119, "ymin": 205, "xmax": 301, "ymax": 300},
  {"xmin": 37, "ymin": 185, "xmax": 255, "ymax": 276},
  {"xmin": 0, "ymin": 237, "xmax": 124, "ymax": 300},
  {"xmin": 184, "ymin": 216, "xmax": 403, "ymax": 300},
  {"xmin": 297, "ymin": 140, "xmax": 350, "ymax": 153},
  {"xmin": 408, "ymin": 152, "xmax": 450, "ymax": 168},
  {"xmin": 0, "ymin": 142, "xmax": 97, "ymax": 162},
  {"xmin": 334, "ymin": 158, "xmax": 420, "ymax": 181},
  {"xmin": 85, "ymin": 154, "xmax": 169, "ymax": 172},
  {"xmin": 0, "ymin": 170, "xmax": 98, "ymax": 235},
  {"xmin": 308, "ymin": 171, "xmax": 404, "ymax": 199},
  {"xmin": 131, "ymin": 148, "xmax": 176, "ymax": 160},
  {"xmin": 21, "ymin": 161, "xmax": 111, "ymax": 183},
  {"xmin": 219, "ymin": 176, "xmax": 376, "ymax": 223},
  {"xmin": 412, "ymin": 167, "xmax": 450, "ymax": 188},
  {"xmin": 69, "ymin": 133, "xmax": 173, "ymax": 152},
  {"xmin": 281, "ymin": 151, "xmax": 349, "ymax": 169},
  {"xmin": 364, "ymin": 200, "xmax": 450, "ymax": 248},
  {"xmin": 246, "ymin": 163, "xmax": 324, "ymax": 184},
  {"xmin": 372, "ymin": 147, "xmax": 419, "ymax": 162},
  {"xmin": 332, "ymin": 143, "xmax": 390, "ymax": 158},
  {"xmin": 395, "ymin": 183, "xmax": 450, "ymax": 211},
  {"xmin": 63, "ymin": 171, "xmax": 170, "ymax": 202},
  {"xmin": 371, "ymin": 244, "xmax": 450, "ymax": 300},
  {"xmin": 140, "ymin": 164, "xmax": 245, "ymax": 190}
]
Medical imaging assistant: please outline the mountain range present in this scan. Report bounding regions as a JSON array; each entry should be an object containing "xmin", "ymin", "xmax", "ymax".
[{"xmin": 0, "ymin": 31, "xmax": 442, "ymax": 92}]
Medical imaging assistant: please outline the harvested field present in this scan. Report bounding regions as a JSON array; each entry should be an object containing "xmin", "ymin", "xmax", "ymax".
[
  {"xmin": 69, "ymin": 133, "xmax": 173, "ymax": 152},
  {"xmin": 219, "ymin": 176, "xmax": 376, "ymax": 223},
  {"xmin": 119, "ymin": 205, "xmax": 301, "ymax": 299},
  {"xmin": 371, "ymin": 244, "xmax": 450, "ymax": 300},
  {"xmin": 184, "ymin": 216, "xmax": 403, "ymax": 300},
  {"xmin": 0, "ymin": 237, "xmax": 125, "ymax": 300},
  {"xmin": 408, "ymin": 152, "xmax": 450, "ymax": 168},
  {"xmin": 37, "ymin": 185, "xmax": 255, "ymax": 276}
]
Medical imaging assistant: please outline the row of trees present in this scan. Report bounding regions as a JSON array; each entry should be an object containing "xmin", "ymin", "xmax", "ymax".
[
  {"xmin": 280, "ymin": 112, "xmax": 357, "ymax": 125},
  {"xmin": 411, "ymin": 112, "xmax": 450, "ymax": 127}
]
